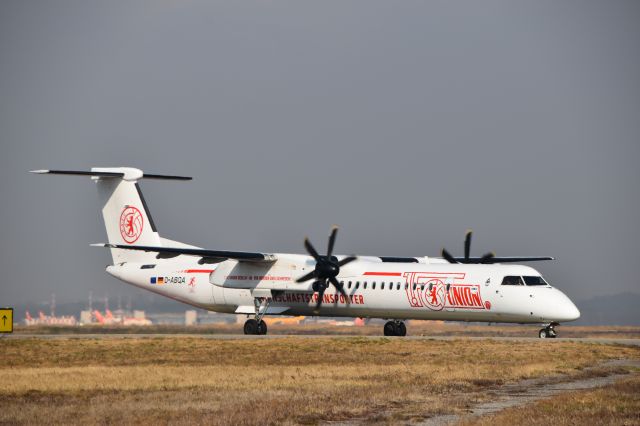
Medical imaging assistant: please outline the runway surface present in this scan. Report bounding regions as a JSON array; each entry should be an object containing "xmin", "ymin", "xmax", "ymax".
[{"xmin": 3, "ymin": 334, "xmax": 640, "ymax": 346}]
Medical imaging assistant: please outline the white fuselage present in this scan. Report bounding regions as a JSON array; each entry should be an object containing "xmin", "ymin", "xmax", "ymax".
[{"xmin": 106, "ymin": 254, "xmax": 580, "ymax": 324}]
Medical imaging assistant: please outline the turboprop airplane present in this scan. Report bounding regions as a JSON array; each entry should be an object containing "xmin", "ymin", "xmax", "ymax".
[{"xmin": 31, "ymin": 167, "xmax": 580, "ymax": 338}]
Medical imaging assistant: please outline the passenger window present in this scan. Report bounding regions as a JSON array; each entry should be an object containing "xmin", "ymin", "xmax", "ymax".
[
  {"xmin": 381, "ymin": 282, "xmax": 385, "ymax": 290},
  {"xmin": 364, "ymin": 282, "xmax": 368, "ymax": 289},
  {"xmin": 348, "ymin": 281, "xmax": 352, "ymax": 289},
  {"xmin": 420, "ymin": 284, "xmax": 424, "ymax": 291},
  {"xmin": 404, "ymin": 283, "xmax": 408, "ymax": 290},
  {"xmin": 372, "ymin": 282, "xmax": 376, "ymax": 290},
  {"xmin": 397, "ymin": 283, "xmax": 400, "ymax": 290},
  {"xmin": 412, "ymin": 283, "xmax": 417, "ymax": 290},
  {"xmin": 501, "ymin": 276, "xmax": 525, "ymax": 286},
  {"xmin": 523, "ymin": 276, "xmax": 548, "ymax": 286},
  {"xmin": 355, "ymin": 281, "xmax": 360, "ymax": 289}
]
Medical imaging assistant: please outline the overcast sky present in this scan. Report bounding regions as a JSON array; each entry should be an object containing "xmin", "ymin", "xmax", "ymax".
[{"xmin": 1, "ymin": 1, "xmax": 639, "ymax": 307}]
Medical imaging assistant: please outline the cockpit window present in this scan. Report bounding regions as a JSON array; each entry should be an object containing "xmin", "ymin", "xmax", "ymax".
[
  {"xmin": 501, "ymin": 276, "xmax": 525, "ymax": 285},
  {"xmin": 523, "ymin": 276, "xmax": 548, "ymax": 286}
]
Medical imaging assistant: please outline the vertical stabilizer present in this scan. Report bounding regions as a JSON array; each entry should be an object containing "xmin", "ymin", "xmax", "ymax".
[
  {"xmin": 95, "ymin": 174, "xmax": 161, "ymax": 263},
  {"xmin": 31, "ymin": 167, "xmax": 192, "ymax": 264}
]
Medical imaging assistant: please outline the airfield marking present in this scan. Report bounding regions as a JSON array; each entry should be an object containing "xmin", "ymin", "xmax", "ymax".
[{"xmin": 0, "ymin": 308, "xmax": 13, "ymax": 333}]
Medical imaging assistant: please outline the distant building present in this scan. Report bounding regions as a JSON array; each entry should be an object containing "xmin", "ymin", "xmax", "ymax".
[
  {"xmin": 185, "ymin": 310, "xmax": 198, "ymax": 326},
  {"xmin": 79, "ymin": 310, "xmax": 92, "ymax": 325}
]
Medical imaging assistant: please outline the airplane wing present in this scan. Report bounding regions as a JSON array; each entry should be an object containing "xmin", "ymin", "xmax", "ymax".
[
  {"xmin": 451, "ymin": 256, "xmax": 555, "ymax": 263},
  {"xmin": 376, "ymin": 255, "xmax": 554, "ymax": 263},
  {"xmin": 93, "ymin": 244, "xmax": 277, "ymax": 263}
]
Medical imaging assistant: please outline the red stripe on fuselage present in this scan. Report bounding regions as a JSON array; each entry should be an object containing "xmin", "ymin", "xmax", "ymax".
[
  {"xmin": 363, "ymin": 272, "xmax": 402, "ymax": 276},
  {"xmin": 183, "ymin": 269, "xmax": 214, "ymax": 273}
]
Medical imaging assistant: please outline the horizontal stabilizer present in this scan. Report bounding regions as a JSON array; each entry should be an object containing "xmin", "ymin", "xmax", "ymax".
[
  {"xmin": 30, "ymin": 168, "xmax": 191, "ymax": 181},
  {"xmin": 93, "ymin": 243, "xmax": 277, "ymax": 263},
  {"xmin": 31, "ymin": 170, "xmax": 125, "ymax": 178}
]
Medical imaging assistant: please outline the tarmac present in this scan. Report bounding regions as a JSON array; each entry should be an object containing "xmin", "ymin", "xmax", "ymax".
[{"xmin": 3, "ymin": 334, "xmax": 640, "ymax": 346}]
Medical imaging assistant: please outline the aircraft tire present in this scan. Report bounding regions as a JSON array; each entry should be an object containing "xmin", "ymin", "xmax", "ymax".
[
  {"xmin": 383, "ymin": 321, "xmax": 396, "ymax": 336},
  {"xmin": 244, "ymin": 319, "xmax": 259, "ymax": 335},
  {"xmin": 257, "ymin": 320, "xmax": 268, "ymax": 335},
  {"xmin": 539, "ymin": 328, "xmax": 548, "ymax": 339},
  {"xmin": 396, "ymin": 322, "xmax": 407, "ymax": 336}
]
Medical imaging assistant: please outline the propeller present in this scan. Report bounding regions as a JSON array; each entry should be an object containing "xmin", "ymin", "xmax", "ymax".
[
  {"xmin": 296, "ymin": 226, "xmax": 357, "ymax": 312},
  {"xmin": 441, "ymin": 230, "xmax": 496, "ymax": 264}
]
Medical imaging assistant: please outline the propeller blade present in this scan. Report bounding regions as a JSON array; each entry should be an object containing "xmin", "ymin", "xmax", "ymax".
[
  {"xmin": 330, "ymin": 276, "xmax": 349, "ymax": 304},
  {"xmin": 464, "ymin": 230, "xmax": 472, "ymax": 261},
  {"xmin": 327, "ymin": 225, "xmax": 339, "ymax": 257},
  {"xmin": 441, "ymin": 248, "xmax": 458, "ymax": 264},
  {"xmin": 479, "ymin": 252, "xmax": 496, "ymax": 264},
  {"xmin": 295, "ymin": 270, "xmax": 317, "ymax": 283},
  {"xmin": 314, "ymin": 283, "xmax": 327, "ymax": 312},
  {"xmin": 337, "ymin": 255, "xmax": 357, "ymax": 267},
  {"xmin": 304, "ymin": 237, "xmax": 321, "ymax": 260}
]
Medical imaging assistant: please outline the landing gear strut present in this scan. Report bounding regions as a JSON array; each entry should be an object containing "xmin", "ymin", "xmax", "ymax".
[
  {"xmin": 538, "ymin": 323, "xmax": 558, "ymax": 339},
  {"xmin": 384, "ymin": 320, "xmax": 407, "ymax": 336},
  {"xmin": 243, "ymin": 297, "xmax": 270, "ymax": 335}
]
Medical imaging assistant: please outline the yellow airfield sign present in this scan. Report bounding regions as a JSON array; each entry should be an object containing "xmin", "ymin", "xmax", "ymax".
[{"xmin": 0, "ymin": 308, "xmax": 13, "ymax": 333}]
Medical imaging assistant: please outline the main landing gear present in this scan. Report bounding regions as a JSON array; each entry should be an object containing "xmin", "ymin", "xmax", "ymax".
[
  {"xmin": 244, "ymin": 297, "xmax": 270, "ymax": 335},
  {"xmin": 539, "ymin": 323, "xmax": 558, "ymax": 339},
  {"xmin": 244, "ymin": 319, "xmax": 267, "ymax": 335},
  {"xmin": 384, "ymin": 320, "xmax": 407, "ymax": 336}
]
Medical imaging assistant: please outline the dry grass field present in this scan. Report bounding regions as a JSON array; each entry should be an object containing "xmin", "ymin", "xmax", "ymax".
[{"xmin": 1, "ymin": 336, "xmax": 639, "ymax": 425}]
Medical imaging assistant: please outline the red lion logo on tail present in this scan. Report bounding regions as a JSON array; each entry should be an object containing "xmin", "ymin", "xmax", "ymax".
[{"xmin": 119, "ymin": 206, "xmax": 143, "ymax": 243}]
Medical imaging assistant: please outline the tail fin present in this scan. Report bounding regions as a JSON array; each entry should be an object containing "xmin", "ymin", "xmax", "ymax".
[{"xmin": 31, "ymin": 167, "xmax": 192, "ymax": 263}]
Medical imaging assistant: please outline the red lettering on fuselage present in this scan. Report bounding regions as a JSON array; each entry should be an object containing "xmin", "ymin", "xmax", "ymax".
[
  {"xmin": 404, "ymin": 272, "xmax": 485, "ymax": 311},
  {"xmin": 270, "ymin": 292, "xmax": 366, "ymax": 306}
]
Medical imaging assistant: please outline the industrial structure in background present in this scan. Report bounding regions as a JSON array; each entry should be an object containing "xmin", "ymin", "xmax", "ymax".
[
  {"xmin": 23, "ymin": 293, "xmax": 152, "ymax": 326},
  {"xmin": 24, "ymin": 294, "xmax": 77, "ymax": 326},
  {"xmin": 19, "ymin": 293, "xmax": 374, "ymax": 328}
]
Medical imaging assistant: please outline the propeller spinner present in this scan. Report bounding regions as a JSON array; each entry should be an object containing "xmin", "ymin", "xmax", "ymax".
[{"xmin": 296, "ymin": 226, "xmax": 357, "ymax": 311}]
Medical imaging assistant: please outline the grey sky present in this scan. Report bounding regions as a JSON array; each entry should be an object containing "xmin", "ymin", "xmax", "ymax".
[{"xmin": 1, "ymin": 1, "xmax": 639, "ymax": 306}]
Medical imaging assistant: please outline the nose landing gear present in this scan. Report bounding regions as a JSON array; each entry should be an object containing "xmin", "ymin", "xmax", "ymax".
[
  {"xmin": 384, "ymin": 320, "xmax": 407, "ymax": 336},
  {"xmin": 538, "ymin": 323, "xmax": 558, "ymax": 338}
]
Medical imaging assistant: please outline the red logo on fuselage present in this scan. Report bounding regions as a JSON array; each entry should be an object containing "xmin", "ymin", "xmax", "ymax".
[
  {"xmin": 119, "ymin": 206, "xmax": 143, "ymax": 244},
  {"xmin": 404, "ymin": 272, "xmax": 486, "ymax": 311}
]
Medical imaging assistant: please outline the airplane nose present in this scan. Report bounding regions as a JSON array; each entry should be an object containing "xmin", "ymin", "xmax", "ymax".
[
  {"xmin": 555, "ymin": 291, "xmax": 580, "ymax": 322},
  {"xmin": 565, "ymin": 301, "xmax": 581, "ymax": 322}
]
